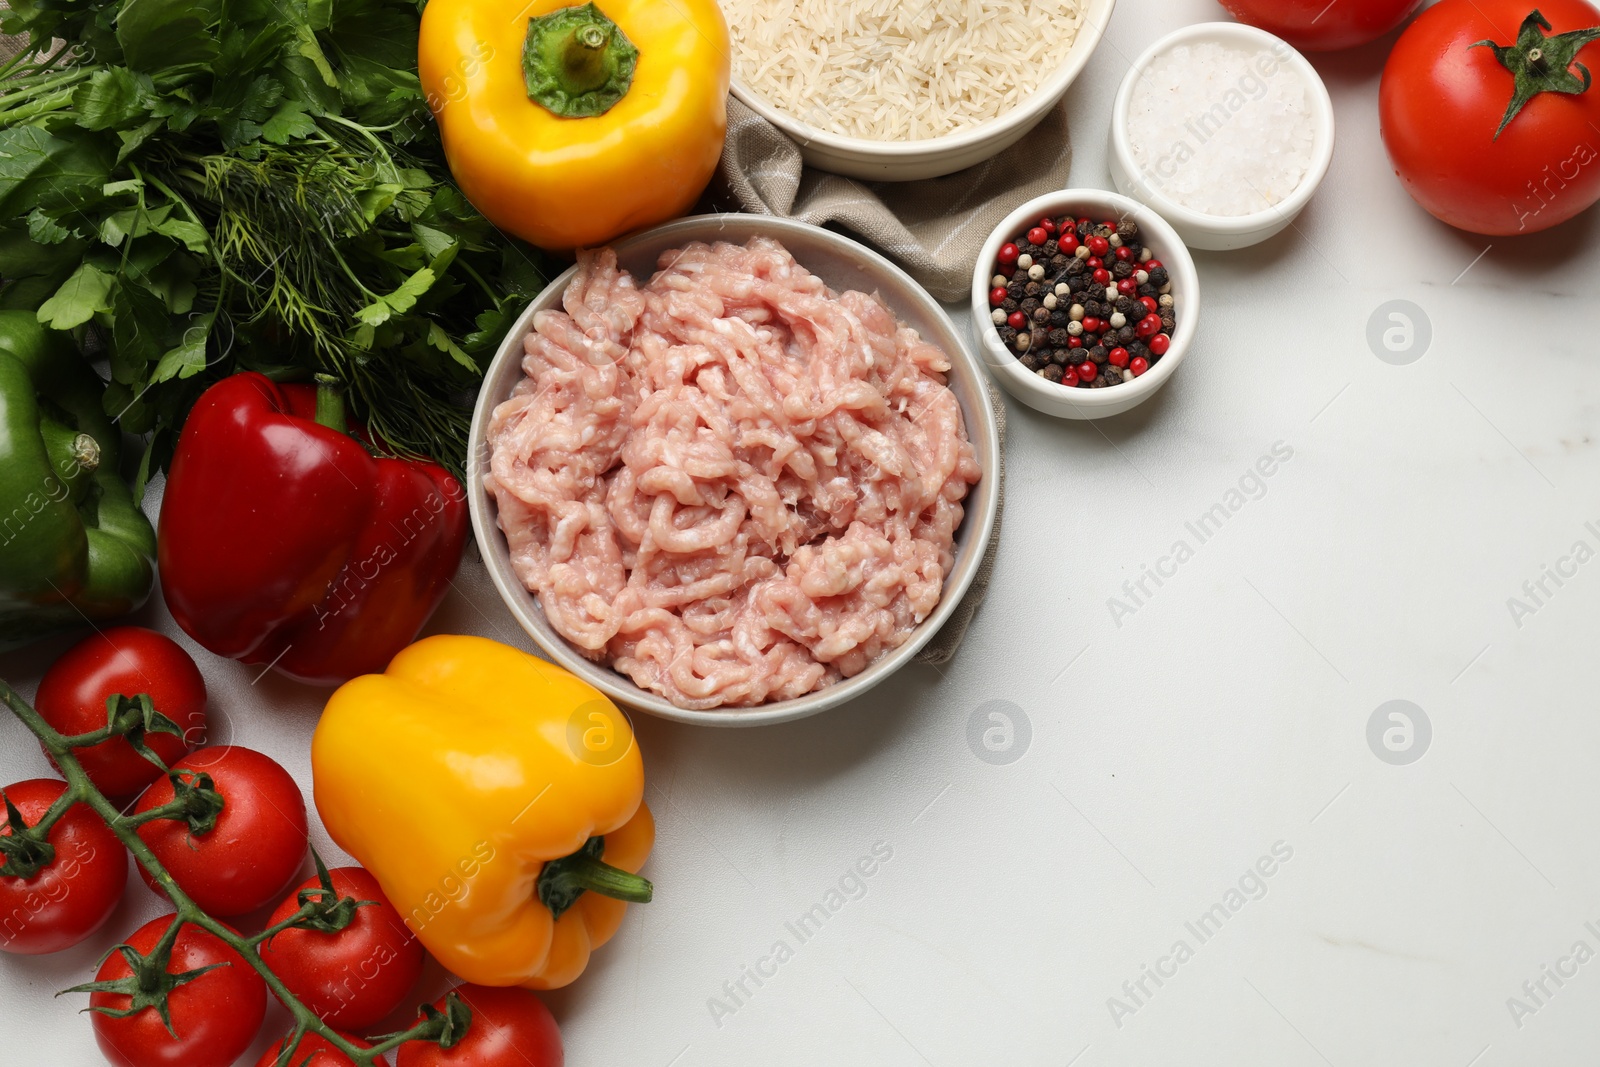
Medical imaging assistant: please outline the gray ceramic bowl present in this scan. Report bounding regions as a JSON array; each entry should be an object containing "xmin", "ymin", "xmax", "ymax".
[{"xmin": 468, "ymin": 215, "xmax": 1002, "ymax": 727}]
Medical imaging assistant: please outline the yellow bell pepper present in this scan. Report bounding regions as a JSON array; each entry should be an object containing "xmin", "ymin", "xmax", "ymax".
[
  {"xmin": 418, "ymin": 0, "xmax": 730, "ymax": 250},
  {"xmin": 310, "ymin": 635, "xmax": 654, "ymax": 989}
]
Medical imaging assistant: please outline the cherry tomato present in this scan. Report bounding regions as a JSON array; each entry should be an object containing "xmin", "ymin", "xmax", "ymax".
[
  {"xmin": 395, "ymin": 986, "xmax": 563, "ymax": 1067},
  {"xmin": 133, "ymin": 746, "xmax": 308, "ymax": 916},
  {"xmin": 89, "ymin": 914, "xmax": 267, "ymax": 1067},
  {"xmin": 1217, "ymin": 0, "xmax": 1423, "ymax": 50},
  {"xmin": 0, "ymin": 778, "xmax": 125, "ymax": 954},
  {"xmin": 261, "ymin": 866, "xmax": 424, "ymax": 1030},
  {"xmin": 35, "ymin": 627, "xmax": 209, "ymax": 798},
  {"xmin": 1380, "ymin": 0, "xmax": 1600, "ymax": 235},
  {"xmin": 257, "ymin": 1032, "xmax": 389, "ymax": 1067}
]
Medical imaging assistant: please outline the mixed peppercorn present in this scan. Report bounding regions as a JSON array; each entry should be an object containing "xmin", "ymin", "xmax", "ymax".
[{"xmin": 987, "ymin": 215, "xmax": 1176, "ymax": 388}]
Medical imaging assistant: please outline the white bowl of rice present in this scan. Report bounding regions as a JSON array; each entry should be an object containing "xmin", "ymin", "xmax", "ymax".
[{"xmin": 722, "ymin": 0, "xmax": 1118, "ymax": 181}]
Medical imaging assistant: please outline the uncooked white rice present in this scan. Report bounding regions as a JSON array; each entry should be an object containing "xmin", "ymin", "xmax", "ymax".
[{"xmin": 721, "ymin": 0, "xmax": 1084, "ymax": 142}]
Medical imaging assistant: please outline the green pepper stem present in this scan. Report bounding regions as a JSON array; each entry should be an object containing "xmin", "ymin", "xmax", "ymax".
[
  {"xmin": 552, "ymin": 855, "xmax": 653, "ymax": 902},
  {"xmin": 314, "ymin": 376, "xmax": 348, "ymax": 435},
  {"xmin": 522, "ymin": 2, "xmax": 640, "ymax": 119},
  {"xmin": 536, "ymin": 835, "xmax": 652, "ymax": 920}
]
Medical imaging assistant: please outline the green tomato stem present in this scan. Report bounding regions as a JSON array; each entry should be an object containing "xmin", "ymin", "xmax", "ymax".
[{"xmin": 0, "ymin": 676, "xmax": 463, "ymax": 1067}]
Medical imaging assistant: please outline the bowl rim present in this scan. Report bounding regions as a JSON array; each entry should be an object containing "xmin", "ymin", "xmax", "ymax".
[
  {"xmin": 468, "ymin": 214, "xmax": 1002, "ymax": 727},
  {"xmin": 727, "ymin": 0, "xmax": 1117, "ymax": 156},
  {"xmin": 968, "ymin": 188, "xmax": 1200, "ymax": 415},
  {"xmin": 1108, "ymin": 20, "xmax": 1337, "ymax": 236}
]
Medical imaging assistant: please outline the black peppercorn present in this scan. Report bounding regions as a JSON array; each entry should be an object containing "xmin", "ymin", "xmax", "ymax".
[
  {"xmin": 1049, "ymin": 348, "xmax": 1070, "ymax": 366},
  {"xmin": 1117, "ymin": 326, "xmax": 1136, "ymax": 345},
  {"xmin": 997, "ymin": 326, "xmax": 1018, "ymax": 347},
  {"xmin": 1042, "ymin": 364, "xmax": 1065, "ymax": 383},
  {"xmin": 1113, "ymin": 260, "xmax": 1134, "ymax": 280},
  {"xmin": 1160, "ymin": 312, "xmax": 1176, "ymax": 332},
  {"xmin": 1049, "ymin": 254, "xmax": 1070, "ymax": 273},
  {"xmin": 1115, "ymin": 296, "xmax": 1138, "ymax": 315},
  {"xmin": 1046, "ymin": 327, "xmax": 1070, "ymax": 346},
  {"xmin": 1117, "ymin": 221, "xmax": 1137, "ymax": 239},
  {"xmin": 1023, "ymin": 281, "xmax": 1044, "ymax": 298},
  {"xmin": 1089, "ymin": 347, "xmax": 1109, "ymax": 365},
  {"xmin": 1001, "ymin": 297, "xmax": 1019, "ymax": 313},
  {"xmin": 1065, "ymin": 258, "xmax": 1086, "ymax": 276},
  {"xmin": 1148, "ymin": 267, "xmax": 1169, "ymax": 287},
  {"xmin": 1020, "ymin": 297, "xmax": 1041, "ymax": 315},
  {"xmin": 1020, "ymin": 351, "xmax": 1046, "ymax": 371},
  {"xmin": 1043, "ymin": 239, "xmax": 1059, "ymax": 257},
  {"xmin": 1032, "ymin": 307, "xmax": 1051, "ymax": 324}
]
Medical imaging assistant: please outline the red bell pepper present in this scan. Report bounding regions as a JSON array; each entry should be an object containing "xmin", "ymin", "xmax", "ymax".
[{"xmin": 158, "ymin": 373, "xmax": 468, "ymax": 685}]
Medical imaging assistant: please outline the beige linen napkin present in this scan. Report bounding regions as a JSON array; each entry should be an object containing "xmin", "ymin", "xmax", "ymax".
[{"xmin": 713, "ymin": 96, "xmax": 1074, "ymax": 303}]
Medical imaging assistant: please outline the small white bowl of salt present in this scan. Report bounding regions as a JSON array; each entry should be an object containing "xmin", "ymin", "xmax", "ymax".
[{"xmin": 1109, "ymin": 21, "xmax": 1335, "ymax": 251}]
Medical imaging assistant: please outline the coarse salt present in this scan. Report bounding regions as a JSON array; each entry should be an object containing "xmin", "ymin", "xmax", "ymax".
[{"xmin": 1127, "ymin": 41, "xmax": 1315, "ymax": 217}]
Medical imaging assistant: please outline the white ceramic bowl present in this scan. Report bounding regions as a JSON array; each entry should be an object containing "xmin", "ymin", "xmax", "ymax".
[
  {"xmin": 970, "ymin": 189, "xmax": 1200, "ymax": 420},
  {"xmin": 729, "ymin": 0, "xmax": 1116, "ymax": 181},
  {"xmin": 470, "ymin": 215, "xmax": 1002, "ymax": 727},
  {"xmin": 1108, "ymin": 22, "xmax": 1335, "ymax": 251}
]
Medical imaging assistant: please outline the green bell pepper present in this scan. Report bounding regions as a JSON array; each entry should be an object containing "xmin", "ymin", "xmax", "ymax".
[{"xmin": 0, "ymin": 310, "xmax": 156, "ymax": 648}]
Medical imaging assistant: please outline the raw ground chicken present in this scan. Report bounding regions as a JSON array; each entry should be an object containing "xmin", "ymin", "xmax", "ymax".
[{"xmin": 485, "ymin": 238, "xmax": 982, "ymax": 709}]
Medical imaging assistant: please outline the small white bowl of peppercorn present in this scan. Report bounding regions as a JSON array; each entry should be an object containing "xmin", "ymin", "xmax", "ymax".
[{"xmin": 970, "ymin": 190, "xmax": 1199, "ymax": 420}]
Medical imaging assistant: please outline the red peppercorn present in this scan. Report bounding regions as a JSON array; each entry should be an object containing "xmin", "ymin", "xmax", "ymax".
[
  {"xmin": 1068, "ymin": 336, "xmax": 1083, "ymax": 349},
  {"xmin": 1136, "ymin": 313, "xmax": 1162, "ymax": 339},
  {"xmin": 1117, "ymin": 278, "xmax": 1139, "ymax": 295},
  {"xmin": 1114, "ymin": 246, "xmax": 1134, "ymax": 262},
  {"xmin": 1061, "ymin": 365, "xmax": 1080, "ymax": 385},
  {"xmin": 1108, "ymin": 347, "xmax": 1129, "ymax": 368},
  {"xmin": 1027, "ymin": 227, "xmax": 1048, "ymax": 246},
  {"xmin": 998, "ymin": 243, "xmax": 1019, "ymax": 265},
  {"xmin": 1130, "ymin": 356, "xmax": 1150, "ymax": 376},
  {"xmin": 1039, "ymin": 217, "xmax": 1057, "ymax": 234},
  {"xmin": 1139, "ymin": 296, "xmax": 1159, "ymax": 314},
  {"xmin": 1007, "ymin": 310, "xmax": 1027, "ymax": 329},
  {"xmin": 1148, "ymin": 333, "xmax": 1171, "ymax": 356},
  {"xmin": 1087, "ymin": 235, "xmax": 1110, "ymax": 257},
  {"xmin": 1145, "ymin": 259, "xmax": 1163, "ymax": 271},
  {"xmin": 1082, "ymin": 317, "xmax": 1102, "ymax": 335},
  {"xmin": 1093, "ymin": 268, "xmax": 1112, "ymax": 286},
  {"xmin": 1057, "ymin": 232, "xmax": 1080, "ymax": 255},
  {"xmin": 1086, "ymin": 256, "xmax": 1103, "ymax": 270},
  {"xmin": 1101, "ymin": 220, "xmax": 1119, "ymax": 232},
  {"xmin": 1077, "ymin": 361, "xmax": 1098, "ymax": 382},
  {"xmin": 989, "ymin": 287, "xmax": 1008, "ymax": 307},
  {"xmin": 998, "ymin": 263, "xmax": 1015, "ymax": 278}
]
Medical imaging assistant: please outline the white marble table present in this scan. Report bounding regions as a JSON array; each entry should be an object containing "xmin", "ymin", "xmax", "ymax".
[{"xmin": 5, "ymin": 0, "xmax": 1600, "ymax": 1063}]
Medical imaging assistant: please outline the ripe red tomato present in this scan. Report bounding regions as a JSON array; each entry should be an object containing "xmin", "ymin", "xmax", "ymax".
[
  {"xmin": 1218, "ymin": 0, "xmax": 1423, "ymax": 50},
  {"xmin": 256, "ymin": 1032, "xmax": 389, "ymax": 1066},
  {"xmin": 133, "ymin": 746, "xmax": 308, "ymax": 916},
  {"xmin": 260, "ymin": 866, "xmax": 425, "ymax": 1029},
  {"xmin": 1381, "ymin": 0, "xmax": 1600, "ymax": 234},
  {"xmin": 35, "ymin": 627, "xmax": 209, "ymax": 797},
  {"xmin": 89, "ymin": 914, "xmax": 267, "ymax": 1067},
  {"xmin": 395, "ymin": 986, "xmax": 563, "ymax": 1067},
  {"xmin": 0, "ymin": 778, "xmax": 126, "ymax": 954}
]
